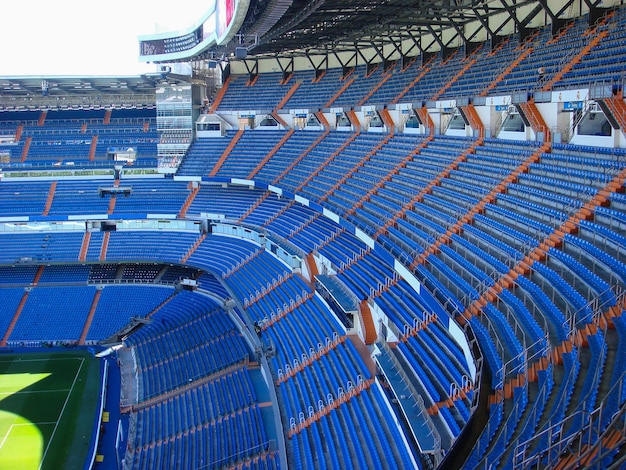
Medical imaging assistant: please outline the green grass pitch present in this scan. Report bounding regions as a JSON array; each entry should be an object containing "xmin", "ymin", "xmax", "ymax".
[{"xmin": 0, "ymin": 350, "xmax": 101, "ymax": 470}]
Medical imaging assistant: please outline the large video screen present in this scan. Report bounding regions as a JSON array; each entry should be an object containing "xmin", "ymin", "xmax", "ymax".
[
  {"xmin": 140, "ymin": 28, "xmax": 203, "ymax": 56},
  {"xmin": 217, "ymin": 0, "xmax": 236, "ymax": 39},
  {"xmin": 139, "ymin": 0, "xmax": 243, "ymax": 61}
]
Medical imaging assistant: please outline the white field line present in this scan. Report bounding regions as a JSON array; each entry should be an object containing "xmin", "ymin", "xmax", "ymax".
[
  {"xmin": 0, "ymin": 424, "xmax": 13, "ymax": 451},
  {"xmin": 0, "ymin": 422, "xmax": 57, "ymax": 451},
  {"xmin": 38, "ymin": 357, "xmax": 85, "ymax": 470}
]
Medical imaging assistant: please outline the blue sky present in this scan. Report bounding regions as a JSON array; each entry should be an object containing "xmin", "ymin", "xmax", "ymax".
[{"xmin": 0, "ymin": 0, "xmax": 209, "ymax": 76}]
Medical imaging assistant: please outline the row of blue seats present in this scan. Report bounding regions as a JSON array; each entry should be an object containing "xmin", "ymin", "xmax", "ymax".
[
  {"xmin": 548, "ymin": 247, "xmax": 616, "ymax": 308},
  {"xmin": 451, "ymin": 234, "xmax": 510, "ymax": 275},
  {"xmin": 468, "ymin": 317, "xmax": 504, "ymax": 389},
  {"xmin": 128, "ymin": 406, "xmax": 271, "ymax": 470},
  {"xmin": 517, "ymin": 173, "xmax": 599, "ymax": 199},
  {"xmin": 133, "ymin": 368, "xmax": 257, "ymax": 445},
  {"xmin": 427, "ymin": 253, "xmax": 479, "ymax": 303},
  {"xmin": 415, "ymin": 264, "xmax": 465, "ymax": 315},
  {"xmin": 564, "ymin": 234, "xmax": 626, "ymax": 285},
  {"xmin": 502, "ymin": 362, "xmax": 555, "ymax": 468},
  {"xmin": 507, "ymin": 182, "xmax": 583, "ymax": 213},
  {"xmin": 498, "ymin": 289, "xmax": 548, "ymax": 349},
  {"xmin": 496, "ymin": 192, "xmax": 567, "ymax": 226},
  {"xmin": 579, "ymin": 219, "xmax": 626, "ymax": 260},
  {"xmin": 439, "ymin": 244, "xmax": 494, "ymax": 289},
  {"xmin": 87, "ymin": 285, "xmax": 174, "ymax": 341},
  {"xmin": 515, "ymin": 274, "xmax": 570, "ymax": 342},
  {"xmin": 482, "ymin": 302, "xmax": 525, "ymax": 374},
  {"xmin": 485, "ymin": 203, "xmax": 554, "ymax": 237},
  {"xmin": 561, "ymin": 331, "xmax": 607, "ymax": 444},
  {"xmin": 477, "ymin": 385, "xmax": 528, "ymax": 468},
  {"xmin": 523, "ymin": 349, "xmax": 580, "ymax": 467},
  {"xmin": 530, "ymin": 163, "xmax": 615, "ymax": 188},
  {"xmin": 7, "ymin": 286, "xmax": 92, "ymax": 342}
]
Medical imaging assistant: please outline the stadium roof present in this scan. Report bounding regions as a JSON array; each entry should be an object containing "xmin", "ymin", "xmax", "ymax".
[
  {"xmin": 0, "ymin": 76, "xmax": 156, "ymax": 97},
  {"xmin": 0, "ymin": 75, "xmax": 186, "ymax": 110},
  {"xmin": 234, "ymin": 0, "xmax": 607, "ymax": 60},
  {"xmin": 0, "ymin": 74, "xmax": 203, "ymax": 109}
]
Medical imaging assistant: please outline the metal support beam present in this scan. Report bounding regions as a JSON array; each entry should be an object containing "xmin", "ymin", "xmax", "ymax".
[
  {"xmin": 243, "ymin": 59, "xmax": 259, "ymax": 77},
  {"xmin": 425, "ymin": 23, "xmax": 445, "ymax": 51}
]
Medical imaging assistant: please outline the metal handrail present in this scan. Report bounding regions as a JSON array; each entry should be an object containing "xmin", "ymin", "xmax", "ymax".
[
  {"xmin": 513, "ymin": 370, "xmax": 626, "ymax": 469},
  {"xmin": 379, "ymin": 341, "xmax": 443, "ymax": 459}
]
